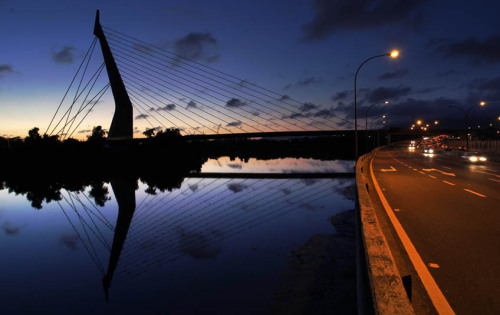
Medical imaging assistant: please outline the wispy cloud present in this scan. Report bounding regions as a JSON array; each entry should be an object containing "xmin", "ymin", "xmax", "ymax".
[
  {"xmin": 430, "ymin": 35, "xmax": 500, "ymax": 65},
  {"xmin": 52, "ymin": 46, "xmax": 76, "ymax": 64},
  {"xmin": 302, "ymin": 0, "xmax": 429, "ymax": 41}
]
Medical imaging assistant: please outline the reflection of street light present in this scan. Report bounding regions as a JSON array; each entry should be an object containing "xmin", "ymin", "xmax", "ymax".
[
  {"xmin": 448, "ymin": 101, "xmax": 486, "ymax": 152},
  {"xmin": 365, "ymin": 100, "xmax": 388, "ymax": 152},
  {"xmin": 354, "ymin": 50, "xmax": 399, "ymax": 159}
]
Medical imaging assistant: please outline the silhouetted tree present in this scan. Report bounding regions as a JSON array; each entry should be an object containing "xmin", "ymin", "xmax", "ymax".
[
  {"xmin": 89, "ymin": 181, "xmax": 111, "ymax": 207},
  {"xmin": 87, "ymin": 126, "xmax": 107, "ymax": 143},
  {"xmin": 143, "ymin": 128, "xmax": 156, "ymax": 138},
  {"xmin": 25, "ymin": 127, "xmax": 42, "ymax": 144}
]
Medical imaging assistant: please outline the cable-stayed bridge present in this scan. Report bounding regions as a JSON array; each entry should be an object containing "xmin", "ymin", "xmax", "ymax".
[{"xmin": 46, "ymin": 10, "xmax": 353, "ymax": 140}]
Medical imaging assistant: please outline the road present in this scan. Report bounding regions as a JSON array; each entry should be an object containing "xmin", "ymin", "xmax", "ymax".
[{"xmin": 371, "ymin": 142, "xmax": 500, "ymax": 314}]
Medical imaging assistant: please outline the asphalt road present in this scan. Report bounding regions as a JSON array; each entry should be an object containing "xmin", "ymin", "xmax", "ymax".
[{"xmin": 371, "ymin": 143, "xmax": 500, "ymax": 314}]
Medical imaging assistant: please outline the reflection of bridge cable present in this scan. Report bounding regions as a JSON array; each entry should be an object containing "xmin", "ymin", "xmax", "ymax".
[
  {"xmin": 58, "ymin": 196, "xmax": 106, "ymax": 276},
  {"xmin": 125, "ymin": 178, "xmax": 260, "ymax": 244},
  {"xmin": 64, "ymin": 192, "xmax": 111, "ymax": 254},
  {"xmin": 121, "ymin": 177, "xmax": 301, "ymax": 260},
  {"xmin": 129, "ymin": 178, "xmax": 223, "ymax": 231},
  {"xmin": 118, "ymin": 178, "xmax": 340, "ymax": 277},
  {"xmin": 102, "ymin": 27, "xmax": 352, "ymax": 130},
  {"xmin": 108, "ymin": 43, "xmax": 297, "ymax": 133},
  {"xmin": 80, "ymin": 191, "xmax": 115, "ymax": 230}
]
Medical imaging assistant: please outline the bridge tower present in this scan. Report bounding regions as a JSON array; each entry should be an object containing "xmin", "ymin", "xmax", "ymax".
[{"xmin": 93, "ymin": 10, "xmax": 133, "ymax": 140}]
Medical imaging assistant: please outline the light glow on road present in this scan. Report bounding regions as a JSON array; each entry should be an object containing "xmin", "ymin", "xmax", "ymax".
[{"xmin": 463, "ymin": 189, "xmax": 487, "ymax": 198}]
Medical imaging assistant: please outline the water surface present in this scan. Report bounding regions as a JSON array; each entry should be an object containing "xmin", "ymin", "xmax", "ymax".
[{"xmin": 0, "ymin": 157, "xmax": 356, "ymax": 314}]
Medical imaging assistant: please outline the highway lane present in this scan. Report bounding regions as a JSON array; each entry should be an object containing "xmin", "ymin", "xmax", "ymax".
[{"xmin": 371, "ymin": 143, "xmax": 500, "ymax": 314}]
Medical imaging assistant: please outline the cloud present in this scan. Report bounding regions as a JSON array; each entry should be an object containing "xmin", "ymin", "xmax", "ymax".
[
  {"xmin": 77, "ymin": 129, "xmax": 92, "ymax": 134},
  {"xmin": 472, "ymin": 77, "xmax": 500, "ymax": 91},
  {"xmin": 133, "ymin": 43, "xmax": 155, "ymax": 55},
  {"xmin": 226, "ymin": 98, "xmax": 247, "ymax": 108},
  {"xmin": 365, "ymin": 86, "xmax": 411, "ymax": 103},
  {"xmin": 332, "ymin": 90, "xmax": 350, "ymax": 101},
  {"xmin": 226, "ymin": 121, "xmax": 241, "ymax": 127},
  {"xmin": 189, "ymin": 184, "xmax": 199, "ymax": 192},
  {"xmin": 135, "ymin": 114, "xmax": 149, "ymax": 120},
  {"xmin": 300, "ymin": 102, "xmax": 319, "ymax": 112},
  {"xmin": 52, "ymin": 46, "xmax": 76, "ymax": 64},
  {"xmin": 187, "ymin": 100, "xmax": 197, "ymax": 108},
  {"xmin": 378, "ymin": 69, "xmax": 409, "ymax": 80},
  {"xmin": 278, "ymin": 95, "xmax": 290, "ymax": 101},
  {"xmin": 176, "ymin": 228, "xmax": 221, "ymax": 259},
  {"xmin": 227, "ymin": 182, "xmax": 247, "ymax": 193},
  {"xmin": 302, "ymin": 0, "xmax": 429, "ymax": 41},
  {"xmin": 173, "ymin": 32, "xmax": 220, "ymax": 64},
  {"xmin": 60, "ymin": 234, "xmax": 80, "ymax": 251},
  {"xmin": 158, "ymin": 104, "xmax": 176, "ymax": 111},
  {"xmin": 284, "ymin": 77, "xmax": 321, "ymax": 90},
  {"xmin": 2, "ymin": 222, "xmax": 23, "ymax": 235},
  {"xmin": 431, "ymin": 35, "xmax": 500, "ymax": 64},
  {"xmin": 0, "ymin": 64, "xmax": 14, "ymax": 78}
]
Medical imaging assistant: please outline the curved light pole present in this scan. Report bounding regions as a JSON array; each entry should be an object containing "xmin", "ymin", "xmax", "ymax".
[
  {"xmin": 365, "ymin": 101, "xmax": 388, "ymax": 152},
  {"xmin": 448, "ymin": 101, "xmax": 485, "ymax": 152},
  {"xmin": 354, "ymin": 50, "xmax": 399, "ymax": 159}
]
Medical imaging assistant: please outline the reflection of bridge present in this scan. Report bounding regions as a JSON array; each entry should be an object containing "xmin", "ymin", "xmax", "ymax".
[
  {"xmin": 57, "ymin": 173, "xmax": 354, "ymax": 300},
  {"xmin": 46, "ymin": 10, "xmax": 355, "ymax": 141}
]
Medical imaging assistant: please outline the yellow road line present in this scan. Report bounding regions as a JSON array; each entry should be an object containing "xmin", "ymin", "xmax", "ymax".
[
  {"xmin": 464, "ymin": 189, "xmax": 487, "ymax": 198},
  {"xmin": 370, "ymin": 158, "xmax": 455, "ymax": 314},
  {"xmin": 442, "ymin": 181, "xmax": 455, "ymax": 186},
  {"xmin": 474, "ymin": 170, "xmax": 500, "ymax": 178}
]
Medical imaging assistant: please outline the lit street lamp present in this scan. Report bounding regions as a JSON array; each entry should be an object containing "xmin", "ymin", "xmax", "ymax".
[
  {"xmin": 354, "ymin": 50, "xmax": 399, "ymax": 159},
  {"xmin": 365, "ymin": 100, "xmax": 388, "ymax": 152},
  {"xmin": 448, "ymin": 101, "xmax": 486, "ymax": 152}
]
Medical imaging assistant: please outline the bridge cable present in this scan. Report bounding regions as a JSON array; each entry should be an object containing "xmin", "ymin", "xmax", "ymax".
[
  {"xmin": 46, "ymin": 38, "xmax": 98, "ymax": 135},
  {"xmin": 102, "ymin": 26, "xmax": 352, "ymax": 129}
]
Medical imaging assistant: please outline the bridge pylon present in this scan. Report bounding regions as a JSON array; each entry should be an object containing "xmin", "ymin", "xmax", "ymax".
[{"xmin": 94, "ymin": 10, "xmax": 133, "ymax": 140}]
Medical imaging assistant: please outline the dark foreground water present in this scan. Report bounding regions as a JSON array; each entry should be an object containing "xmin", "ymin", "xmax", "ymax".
[{"xmin": 0, "ymin": 158, "xmax": 356, "ymax": 314}]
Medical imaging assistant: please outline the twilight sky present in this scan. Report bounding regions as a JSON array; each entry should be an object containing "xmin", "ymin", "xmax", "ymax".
[{"xmin": 1, "ymin": 0, "xmax": 500, "ymax": 139}]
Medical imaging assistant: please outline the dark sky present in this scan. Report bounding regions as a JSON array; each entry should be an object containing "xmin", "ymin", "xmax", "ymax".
[{"xmin": 1, "ymin": 0, "xmax": 499, "ymax": 138}]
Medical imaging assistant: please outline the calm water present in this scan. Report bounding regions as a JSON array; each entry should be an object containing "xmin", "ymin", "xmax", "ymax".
[{"xmin": 0, "ymin": 158, "xmax": 356, "ymax": 314}]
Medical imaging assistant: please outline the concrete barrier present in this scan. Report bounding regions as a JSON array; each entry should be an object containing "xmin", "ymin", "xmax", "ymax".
[{"xmin": 356, "ymin": 152, "xmax": 414, "ymax": 314}]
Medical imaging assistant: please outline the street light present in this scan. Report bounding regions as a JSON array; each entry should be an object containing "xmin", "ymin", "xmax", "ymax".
[
  {"xmin": 448, "ymin": 101, "xmax": 486, "ymax": 152},
  {"xmin": 354, "ymin": 50, "xmax": 399, "ymax": 160},
  {"xmin": 365, "ymin": 100, "xmax": 388, "ymax": 152}
]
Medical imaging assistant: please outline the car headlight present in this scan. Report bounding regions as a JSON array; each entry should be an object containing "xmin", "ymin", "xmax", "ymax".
[
  {"xmin": 429, "ymin": 149, "xmax": 434, "ymax": 153},
  {"xmin": 479, "ymin": 157, "xmax": 487, "ymax": 161},
  {"xmin": 469, "ymin": 156, "xmax": 478, "ymax": 162}
]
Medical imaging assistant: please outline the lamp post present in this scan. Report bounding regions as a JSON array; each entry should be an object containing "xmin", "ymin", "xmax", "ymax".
[
  {"xmin": 365, "ymin": 101, "xmax": 388, "ymax": 153},
  {"xmin": 448, "ymin": 101, "xmax": 486, "ymax": 152},
  {"xmin": 354, "ymin": 50, "xmax": 399, "ymax": 160}
]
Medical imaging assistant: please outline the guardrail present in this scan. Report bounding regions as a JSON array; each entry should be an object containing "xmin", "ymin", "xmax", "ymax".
[{"xmin": 356, "ymin": 152, "xmax": 414, "ymax": 314}]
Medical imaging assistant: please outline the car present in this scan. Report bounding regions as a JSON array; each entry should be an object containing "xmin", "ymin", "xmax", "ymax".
[
  {"xmin": 422, "ymin": 146, "xmax": 434, "ymax": 154},
  {"xmin": 461, "ymin": 152, "xmax": 487, "ymax": 163}
]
